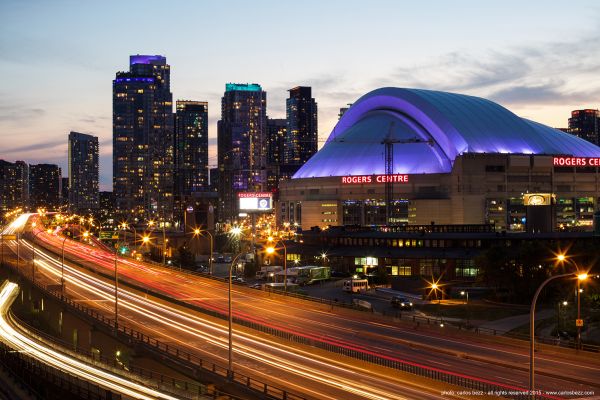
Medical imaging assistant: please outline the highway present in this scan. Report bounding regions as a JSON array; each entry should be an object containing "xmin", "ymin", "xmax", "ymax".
[
  {"xmin": 4, "ymin": 213, "xmax": 600, "ymax": 399},
  {"xmin": 2, "ymin": 214, "xmax": 466, "ymax": 400},
  {"xmin": 0, "ymin": 280, "xmax": 181, "ymax": 400}
]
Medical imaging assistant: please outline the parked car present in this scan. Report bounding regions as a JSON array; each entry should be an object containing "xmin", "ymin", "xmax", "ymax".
[{"xmin": 391, "ymin": 296, "xmax": 413, "ymax": 310}]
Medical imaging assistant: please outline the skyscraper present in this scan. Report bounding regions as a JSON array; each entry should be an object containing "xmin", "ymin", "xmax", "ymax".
[
  {"xmin": 29, "ymin": 164, "xmax": 61, "ymax": 209},
  {"xmin": 266, "ymin": 118, "xmax": 287, "ymax": 191},
  {"xmin": 113, "ymin": 55, "xmax": 174, "ymax": 218},
  {"xmin": 217, "ymin": 83, "xmax": 267, "ymax": 220},
  {"xmin": 0, "ymin": 160, "xmax": 28, "ymax": 214},
  {"xmin": 175, "ymin": 101, "xmax": 209, "ymax": 194},
  {"xmin": 568, "ymin": 109, "xmax": 599, "ymax": 145},
  {"xmin": 285, "ymin": 86, "xmax": 318, "ymax": 166},
  {"xmin": 68, "ymin": 131, "xmax": 99, "ymax": 212}
]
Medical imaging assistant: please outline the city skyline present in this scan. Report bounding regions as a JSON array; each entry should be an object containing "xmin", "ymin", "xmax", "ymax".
[{"xmin": 2, "ymin": 0, "xmax": 600, "ymax": 190}]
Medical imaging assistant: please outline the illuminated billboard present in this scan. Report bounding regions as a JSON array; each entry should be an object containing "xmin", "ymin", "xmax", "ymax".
[
  {"xmin": 523, "ymin": 193, "xmax": 555, "ymax": 206},
  {"xmin": 238, "ymin": 192, "xmax": 273, "ymax": 211}
]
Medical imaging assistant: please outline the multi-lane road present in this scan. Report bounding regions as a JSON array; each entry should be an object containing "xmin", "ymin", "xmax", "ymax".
[{"xmin": 3, "ymin": 213, "xmax": 600, "ymax": 399}]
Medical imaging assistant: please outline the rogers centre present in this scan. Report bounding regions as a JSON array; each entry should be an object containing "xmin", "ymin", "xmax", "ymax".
[{"xmin": 278, "ymin": 88, "xmax": 600, "ymax": 231}]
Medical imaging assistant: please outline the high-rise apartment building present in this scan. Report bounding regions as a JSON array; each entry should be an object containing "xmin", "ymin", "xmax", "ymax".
[
  {"xmin": 217, "ymin": 83, "xmax": 267, "ymax": 220},
  {"xmin": 113, "ymin": 55, "xmax": 174, "ymax": 218},
  {"xmin": 266, "ymin": 118, "xmax": 287, "ymax": 191},
  {"xmin": 175, "ymin": 101, "xmax": 209, "ymax": 194},
  {"xmin": 568, "ymin": 109, "xmax": 599, "ymax": 146},
  {"xmin": 285, "ymin": 86, "xmax": 318, "ymax": 166},
  {"xmin": 0, "ymin": 160, "xmax": 29, "ymax": 214},
  {"xmin": 29, "ymin": 164, "xmax": 61, "ymax": 209},
  {"xmin": 68, "ymin": 131, "xmax": 99, "ymax": 212}
]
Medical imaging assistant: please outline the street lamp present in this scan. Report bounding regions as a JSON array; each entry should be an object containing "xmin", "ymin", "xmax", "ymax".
[
  {"xmin": 60, "ymin": 231, "xmax": 89, "ymax": 294},
  {"xmin": 429, "ymin": 282, "xmax": 441, "ymax": 304},
  {"xmin": 529, "ymin": 272, "xmax": 588, "ymax": 395},
  {"xmin": 461, "ymin": 290, "xmax": 470, "ymax": 327},
  {"xmin": 556, "ymin": 253, "xmax": 588, "ymax": 350},
  {"xmin": 266, "ymin": 236, "xmax": 287, "ymax": 292},
  {"xmin": 193, "ymin": 228, "xmax": 213, "ymax": 274},
  {"xmin": 228, "ymin": 252, "xmax": 246, "ymax": 379},
  {"xmin": 31, "ymin": 228, "xmax": 51, "ymax": 285}
]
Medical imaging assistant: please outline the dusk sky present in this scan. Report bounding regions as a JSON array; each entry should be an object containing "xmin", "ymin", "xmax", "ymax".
[{"xmin": 1, "ymin": 0, "xmax": 600, "ymax": 190}]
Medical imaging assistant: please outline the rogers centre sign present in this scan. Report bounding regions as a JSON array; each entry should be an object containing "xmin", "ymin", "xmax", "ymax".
[
  {"xmin": 553, "ymin": 157, "xmax": 600, "ymax": 166},
  {"xmin": 341, "ymin": 174, "xmax": 409, "ymax": 184}
]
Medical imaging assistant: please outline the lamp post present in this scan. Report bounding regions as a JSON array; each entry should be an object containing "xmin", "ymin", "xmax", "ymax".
[
  {"xmin": 31, "ymin": 228, "xmax": 51, "ymax": 285},
  {"xmin": 194, "ymin": 228, "xmax": 213, "ymax": 274},
  {"xmin": 461, "ymin": 290, "xmax": 469, "ymax": 326},
  {"xmin": 60, "ymin": 230, "xmax": 90, "ymax": 294},
  {"xmin": 266, "ymin": 236, "xmax": 287, "ymax": 292},
  {"xmin": 228, "ymin": 252, "xmax": 245, "ymax": 379},
  {"xmin": 430, "ymin": 283, "xmax": 440, "ymax": 304},
  {"xmin": 556, "ymin": 253, "xmax": 586, "ymax": 350},
  {"xmin": 529, "ymin": 272, "xmax": 587, "ymax": 396}
]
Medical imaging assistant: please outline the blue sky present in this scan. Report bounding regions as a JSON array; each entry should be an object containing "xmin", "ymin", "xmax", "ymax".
[{"xmin": 1, "ymin": 0, "xmax": 600, "ymax": 190}]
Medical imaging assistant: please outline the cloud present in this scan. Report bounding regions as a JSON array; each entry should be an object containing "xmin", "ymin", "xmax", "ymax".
[
  {"xmin": 3, "ymin": 138, "xmax": 64, "ymax": 153},
  {"xmin": 375, "ymin": 32, "xmax": 600, "ymax": 108},
  {"xmin": 488, "ymin": 84, "xmax": 595, "ymax": 106},
  {"xmin": 0, "ymin": 105, "xmax": 45, "ymax": 122}
]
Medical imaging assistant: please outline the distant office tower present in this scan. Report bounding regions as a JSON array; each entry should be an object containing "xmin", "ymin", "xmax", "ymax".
[
  {"xmin": 113, "ymin": 55, "xmax": 174, "ymax": 218},
  {"xmin": 68, "ymin": 131, "xmax": 99, "ymax": 212},
  {"xmin": 61, "ymin": 177, "xmax": 69, "ymax": 207},
  {"xmin": 175, "ymin": 101, "xmax": 209, "ymax": 194},
  {"xmin": 568, "ymin": 109, "xmax": 599, "ymax": 145},
  {"xmin": 285, "ymin": 87, "xmax": 318, "ymax": 166},
  {"xmin": 338, "ymin": 103, "xmax": 352, "ymax": 120},
  {"xmin": 29, "ymin": 164, "xmax": 61, "ymax": 209},
  {"xmin": 266, "ymin": 118, "xmax": 287, "ymax": 191},
  {"xmin": 267, "ymin": 118, "xmax": 286, "ymax": 166},
  {"xmin": 0, "ymin": 160, "xmax": 29, "ymax": 214},
  {"xmin": 217, "ymin": 83, "xmax": 267, "ymax": 220},
  {"xmin": 99, "ymin": 191, "xmax": 116, "ymax": 219}
]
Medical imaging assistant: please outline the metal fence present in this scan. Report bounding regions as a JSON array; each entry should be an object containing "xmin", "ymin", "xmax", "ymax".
[{"xmin": 0, "ymin": 340, "xmax": 120, "ymax": 400}]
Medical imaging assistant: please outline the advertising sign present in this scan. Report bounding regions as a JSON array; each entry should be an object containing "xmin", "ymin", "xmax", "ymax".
[
  {"xmin": 523, "ymin": 193, "xmax": 554, "ymax": 206},
  {"xmin": 238, "ymin": 192, "xmax": 273, "ymax": 212}
]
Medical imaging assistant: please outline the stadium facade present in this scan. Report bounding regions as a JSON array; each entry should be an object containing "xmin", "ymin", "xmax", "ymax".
[{"xmin": 278, "ymin": 88, "xmax": 600, "ymax": 232}]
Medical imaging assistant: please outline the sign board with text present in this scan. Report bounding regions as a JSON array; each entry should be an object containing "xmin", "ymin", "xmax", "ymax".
[
  {"xmin": 576, "ymin": 319, "xmax": 584, "ymax": 327},
  {"xmin": 553, "ymin": 156, "xmax": 600, "ymax": 167},
  {"xmin": 341, "ymin": 174, "xmax": 409, "ymax": 184},
  {"xmin": 238, "ymin": 192, "xmax": 273, "ymax": 212}
]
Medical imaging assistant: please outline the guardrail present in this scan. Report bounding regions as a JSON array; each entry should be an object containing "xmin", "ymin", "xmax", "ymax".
[
  {"xmin": 6, "ymin": 239, "xmax": 568, "ymax": 399},
  {"xmin": 0, "ymin": 340, "xmax": 120, "ymax": 400},
  {"xmin": 7, "ymin": 312, "xmax": 233, "ymax": 400},
  {"xmin": 1, "ymin": 255, "xmax": 306, "ymax": 400}
]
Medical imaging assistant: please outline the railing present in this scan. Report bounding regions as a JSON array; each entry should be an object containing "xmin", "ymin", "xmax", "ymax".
[
  {"xmin": 7, "ymin": 312, "xmax": 231, "ymax": 400},
  {"xmin": 1, "ymin": 255, "xmax": 307, "ymax": 400},
  {"xmin": 0, "ymin": 340, "xmax": 120, "ymax": 400},
  {"xmin": 5, "ymin": 240, "xmax": 569, "ymax": 399}
]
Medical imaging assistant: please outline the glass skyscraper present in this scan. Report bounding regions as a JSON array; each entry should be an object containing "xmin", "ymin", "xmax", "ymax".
[
  {"xmin": 68, "ymin": 131, "xmax": 99, "ymax": 212},
  {"xmin": 112, "ymin": 55, "xmax": 174, "ymax": 218},
  {"xmin": 175, "ymin": 101, "xmax": 209, "ymax": 194},
  {"xmin": 285, "ymin": 86, "xmax": 318, "ymax": 166},
  {"xmin": 217, "ymin": 83, "xmax": 267, "ymax": 221}
]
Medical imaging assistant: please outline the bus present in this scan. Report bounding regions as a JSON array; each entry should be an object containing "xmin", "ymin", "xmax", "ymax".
[{"xmin": 343, "ymin": 279, "xmax": 369, "ymax": 293}]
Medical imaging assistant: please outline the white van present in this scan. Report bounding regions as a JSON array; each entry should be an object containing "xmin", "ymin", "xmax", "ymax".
[{"xmin": 343, "ymin": 279, "xmax": 369, "ymax": 293}]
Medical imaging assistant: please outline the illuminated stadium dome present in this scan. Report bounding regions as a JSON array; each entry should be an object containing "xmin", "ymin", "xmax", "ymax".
[{"xmin": 294, "ymin": 88, "xmax": 600, "ymax": 178}]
